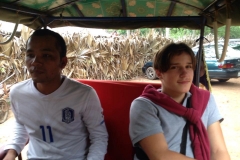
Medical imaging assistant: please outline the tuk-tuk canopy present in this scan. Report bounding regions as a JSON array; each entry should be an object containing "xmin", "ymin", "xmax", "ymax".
[{"xmin": 0, "ymin": 0, "xmax": 239, "ymax": 30}]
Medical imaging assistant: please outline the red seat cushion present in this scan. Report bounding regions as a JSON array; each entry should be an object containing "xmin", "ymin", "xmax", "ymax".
[{"xmin": 77, "ymin": 79, "xmax": 161, "ymax": 160}]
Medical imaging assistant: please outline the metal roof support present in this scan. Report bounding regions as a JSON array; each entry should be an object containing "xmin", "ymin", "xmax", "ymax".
[
  {"xmin": 72, "ymin": 4, "xmax": 85, "ymax": 17},
  {"xmin": 194, "ymin": 17, "xmax": 206, "ymax": 87},
  {"xmin": 45, "ymin": 16, "xmax": 203, "ymax": 29},
  {"xmin": 202, "ymin": 0, "xmax": 235, "ymax": 15},
  {"xmin": 170, "ymin": 0, "xmax": 202, "ymax": 11},
  {"xmin": 0, "ymin": 2, "xmax": 45, "ymax": 16},
  {"xmin": 47, "ymin": 16, "xmax": 202, "ymax": 23},
  {"xmin": 120, "ymin": 0, "xmax": 127, "ymax": 17},
  {"xmin": 47, "ymin": 0, "xmax": 80, "ymax": 13},
  {"xmin": 213, "ymin": 8, "xmax": 220, "ymax": 59},
  {"xmin": 203, "ymin": 0, "xmax": 226, "ymax": 12},
  {"xmin": 40, "ymin": 17, "xmax": 47, "ymax": 29},
  {"xmin": 167, "ymin": 1, "xmax": 176, "ymax": 16},
  {"xmin": 9, "ymin": 0, "xmax": 22, "ymax": 4},
  {"xmin": 0, "ymin": 19, "xmax": 19, "ymax": 45}
]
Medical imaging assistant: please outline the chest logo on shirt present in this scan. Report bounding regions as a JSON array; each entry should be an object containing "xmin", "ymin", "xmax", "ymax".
[{"xmin": 62, "ymin": 107, "xmax": 74, "ymax": 124}]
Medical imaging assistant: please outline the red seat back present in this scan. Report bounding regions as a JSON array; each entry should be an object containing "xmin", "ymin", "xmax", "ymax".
[{"xmin": 77, "ymin": 80, "xmax": 161, "ymax": 160}]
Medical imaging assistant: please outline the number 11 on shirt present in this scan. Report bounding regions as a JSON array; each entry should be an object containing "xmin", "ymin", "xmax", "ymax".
[{"xmin": 40, "ymin": 125, "xmax": 54, "ymax": 142}]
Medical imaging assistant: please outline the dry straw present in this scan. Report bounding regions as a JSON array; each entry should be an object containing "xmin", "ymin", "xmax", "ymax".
[{"xmin": 1, "ymin": 26, "xmax": 213, "ymax": 86}]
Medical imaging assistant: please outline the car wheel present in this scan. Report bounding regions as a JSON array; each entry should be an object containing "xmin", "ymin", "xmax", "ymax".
[
  {"xmin": 218, "ymin": 79, "xmax": 230, "ymax": 82},
  {"xmin": 146, "ymin": 67, "xmax": 157, "ymax": 80}
]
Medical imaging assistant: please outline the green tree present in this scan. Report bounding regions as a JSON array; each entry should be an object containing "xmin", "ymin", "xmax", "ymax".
[
  {"xmin": 108, "ymin": 26, "xmax": 240, "ymax": 39},
  {"xmin": 218, "ymin": 26, "xmax": 240, "ymax": 39}
]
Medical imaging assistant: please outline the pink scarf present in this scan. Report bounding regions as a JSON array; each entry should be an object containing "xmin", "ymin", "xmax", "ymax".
[{"xmin": 140, "ymin": 84, "xmax": 210, "ymax": 160}]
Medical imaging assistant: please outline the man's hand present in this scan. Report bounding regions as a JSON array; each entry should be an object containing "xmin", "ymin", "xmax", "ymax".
[
  {"xmin": 140, "ymin": 133, "xmax": 196, "ymax": 160},
  {"xmin": 3, "ymin": 149, "xmax": 17, "ymax": 160}
]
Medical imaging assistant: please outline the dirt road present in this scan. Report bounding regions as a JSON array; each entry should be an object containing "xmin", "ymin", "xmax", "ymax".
[
  {"xmin": 210, "ymin": 78, "xmax": 240, "ymax": 160},
  {"xmin": 0, "ymin": 78, "xmax": 239, "ymax": 159}
]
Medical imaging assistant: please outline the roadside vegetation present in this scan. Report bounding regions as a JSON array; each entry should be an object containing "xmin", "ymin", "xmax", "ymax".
[
  {"xmin": 112, "ymin": 26, "xmax": 240, "ymax": 39},
  {"xmin": 2, "ymin": 24, "xmax": 240, "ymax": 85}
]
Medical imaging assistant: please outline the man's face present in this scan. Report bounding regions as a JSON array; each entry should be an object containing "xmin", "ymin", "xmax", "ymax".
[
  {"xmin": 25, "ymin": 35, "xmax": 65, "ymax": 84},
  {"xmin": 156, "ymin": 52, "xmax": 194, "ymax": 97}
]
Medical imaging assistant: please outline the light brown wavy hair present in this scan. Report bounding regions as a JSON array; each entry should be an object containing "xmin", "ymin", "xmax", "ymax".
[{"xmin": 153, "ymin": 43, "xmax": 196, "ymax": 72}]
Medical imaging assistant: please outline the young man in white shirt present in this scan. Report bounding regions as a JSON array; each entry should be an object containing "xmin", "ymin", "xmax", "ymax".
[{"xmin": 3, "ymin": 29, "xmax": 108, "ymax": 160}]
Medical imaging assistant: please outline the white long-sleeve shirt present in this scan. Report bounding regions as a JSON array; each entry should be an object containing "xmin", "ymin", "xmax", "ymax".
[{"xmin": 4, "ymin": 76, "xmax": 108, "ymax": 160}]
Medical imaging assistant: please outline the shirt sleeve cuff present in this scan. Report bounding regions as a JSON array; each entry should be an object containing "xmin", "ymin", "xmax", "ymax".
[{"xmin": 4, "ymin": 145, "xmax": 21, "ymax": 155}]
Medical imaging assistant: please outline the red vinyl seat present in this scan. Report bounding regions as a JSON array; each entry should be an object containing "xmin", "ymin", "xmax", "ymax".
[{"xmin": 77, "ymin": 80, "xmax": 161, "ymax": 160}]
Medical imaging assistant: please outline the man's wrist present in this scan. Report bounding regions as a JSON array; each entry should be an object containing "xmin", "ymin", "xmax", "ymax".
[{"xmin": 4, "ymin": 149, "xmax": 17, "ymax": 159}]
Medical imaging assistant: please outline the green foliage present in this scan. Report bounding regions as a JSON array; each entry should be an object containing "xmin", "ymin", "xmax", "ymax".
[
  {"xmin": 169, "ymin": 28, "xmax": 195, "ymax": 39},
  {"xmin": 138, "ymin": 28, "xmax": 149, "ymax": 36},
  {"xmin": 106, "ymin": 29, "xmax": 127, "ymax": 35},
  {"xmin": 107, "ymin": 26, "xmax": 240, "ymax": 39},
  {"xmin": 0, "ymin": 67, "xmax": 5, "ymax": 73},
  {"xmin": 117, "ymin": 30, "xmax": 127, "ymax": 35},
  {"xmin": 107, "ymin": 29, "xmax": 152, "ymax": 36},
  {"xmin": 218, "ymin": 26, "xmax": 240, "ymax": 39},
  {"xmin": 169, "ymin": 27, "xmax": 211, "ymax": 39},
  {"xmin": 169, "ymin": 26, "xmax": 240, "ymax": 39}
]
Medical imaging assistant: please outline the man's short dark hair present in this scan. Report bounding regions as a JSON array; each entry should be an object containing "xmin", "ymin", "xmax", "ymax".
[
  {"xmin": 27, "ymin": 29, "xmax": 67, "ymax": 58},
  {"xmin": 153, "ymin": 42, "xmax": 196, "ymax": 72}
]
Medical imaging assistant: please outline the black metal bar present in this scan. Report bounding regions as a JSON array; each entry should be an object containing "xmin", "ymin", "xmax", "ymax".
[
  {"xmin": 46, "ymin": 16, "xmax": 202, "ymax": 22},
  {"xmin": 170, "ymin": 0, "xmax": 202, "ymax": 11},
  {"xmin": 45, "ymin": 20, "xmax": 54, "ymax": 27},
  {"xmin": 44, "ymin": 16, "xmax": 203, "ymax": 30},
  {"xmin": 194, "ymin": 17, "xmax": 206, "ymax": 87},
  {"xmin": 0, "ymin": 2, "xmax": 46, "ymax": 16},
  {"xmin": 10, "ymin": 0, "xmax": 22, "ymax": 4},
  {"xmin": 40, "ymin": 17, "xmax": 47, "ymax": 29},
  {"xmin": 167, "ymin": 1, "xmax": 176, "ymax": 16},
  {"xmin": 203, "ymin": 0, "xmax": 224, "ymax": 12},
  {"xmin": 72, "ymin": 4, "xmax": 84, "ymax": 17},
  {"xmin": 120, "ymin": 0, "xmax": 127, "ymax": 17},
  {"xmin": 203, "ymin": 0, "xmax": 235, "ymax": 13}
]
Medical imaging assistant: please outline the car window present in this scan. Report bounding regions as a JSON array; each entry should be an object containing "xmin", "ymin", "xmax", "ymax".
[
  {"xmin": 215, "ymin": 44, "xmax": 240, "ymax": 58},
  {"xmin": 192, "ymin": 44, "xmax": 240, "ymax": 58},
  {"xmin": 218, "ymin": 39, "xmax": 240, "ymax": 49},
  {"xmin": 232, "ymin": 44, "xmax": 240, "ymax": 51}
]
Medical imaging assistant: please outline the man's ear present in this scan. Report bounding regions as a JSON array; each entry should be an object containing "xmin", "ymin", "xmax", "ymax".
[
  {"xmin": 60, "ymin": 57, "xmax": 68, "ymax": 69},
  {"xmin": 155, "ymin": 70, "xmax": 162, "ymax": 79}
]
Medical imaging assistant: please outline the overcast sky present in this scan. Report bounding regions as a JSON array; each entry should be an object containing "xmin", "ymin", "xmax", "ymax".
[
  {"xmin": 0, "ymin": 20, "xmax": 110, "ymax": 36},
  {"xmin": 0, "ymin": 20, "xmax": 22, "ymax": 32}
]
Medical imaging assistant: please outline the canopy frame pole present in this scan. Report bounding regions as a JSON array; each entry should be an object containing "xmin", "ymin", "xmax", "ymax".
[{"xmin": 194, "ymin": 16, "xmax": 206, "ymax": 87}]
